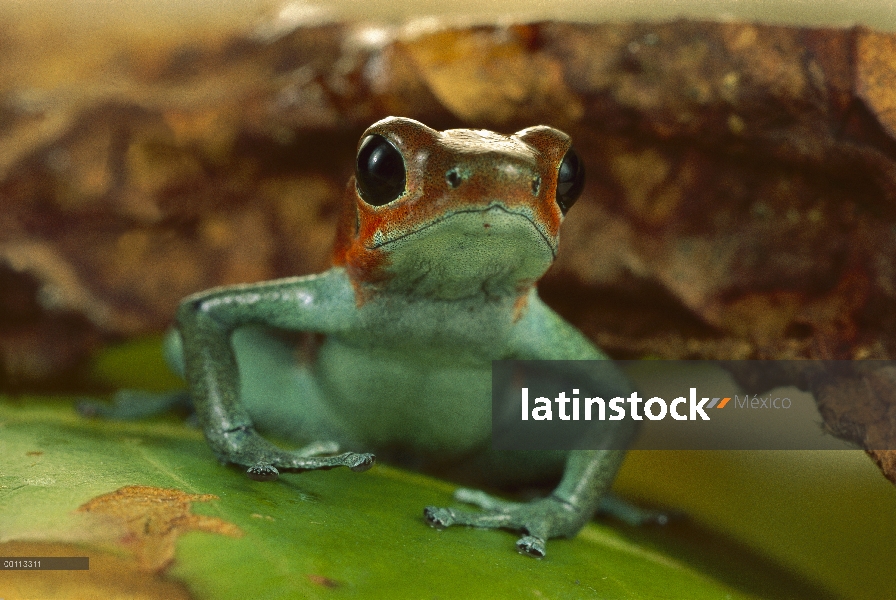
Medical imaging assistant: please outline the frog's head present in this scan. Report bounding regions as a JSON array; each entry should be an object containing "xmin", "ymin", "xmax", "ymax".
[{"xmin": 332, "ymin": 117, "xmax": 584, "ymax": 302}]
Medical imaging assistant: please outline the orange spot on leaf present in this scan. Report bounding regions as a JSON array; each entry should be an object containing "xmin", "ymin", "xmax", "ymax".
[{"xmin": 77, "ymin": 485, "xmax": 242, "ymax": 573}]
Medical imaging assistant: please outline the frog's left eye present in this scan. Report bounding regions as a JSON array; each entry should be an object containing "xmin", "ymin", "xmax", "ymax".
[
  {"xmin": 356, "ymin": 134, "xmax": 406, "ymax": 206},
  {"xmin": 555, "ymin": 147, "xmax": 585, "ymax": 214}
]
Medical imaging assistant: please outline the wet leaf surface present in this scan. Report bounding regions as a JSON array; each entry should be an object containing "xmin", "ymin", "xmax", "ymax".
[{"xmin": 0, "ymin": 396, "xmax": 847, "ymax": 599}]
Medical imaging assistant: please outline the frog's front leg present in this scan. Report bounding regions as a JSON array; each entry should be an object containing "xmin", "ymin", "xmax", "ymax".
[
  {"xmin": 425, "ymin": 449, "xmax": 626, "ymax": 557},
  {"xmin": 176, "ymin": 268, "xmax": 374, "ymax": 480},
  {"xmin": 424, "ymin": 295, "xmax": 637, "ymax": 557}
]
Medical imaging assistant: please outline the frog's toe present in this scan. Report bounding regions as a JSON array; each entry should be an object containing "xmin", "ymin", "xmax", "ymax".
[
  {"xmin": 423, "ymin": 506, "xmax": 456, "ymax": 529},
  {"xmin": 77, "ymin": 390, "xmax": 191, "ymax": 420},
  {"xmin": 247, "ymin": 463, "xmax": 280, "ymax": 481},
  {"xmin": 453, "ymin": 487, "xmax": 514, "ymax": 511},
  {"xmin": 273, "ymin": 450, "xmax": 375, "ymax": 472},
  {"xmin": 77, "ymin": 397, "xmax": 129, "ymax": 419},
  {"xmin": 76, "ymin": 399, "xmax": 105, "ymax": 418},
  {"xmin": 217, "ymin": 427, "xmax": 375, "ymax": 475},
  {"xmin": 424, "ymin": 504, "xmax": 552, "ymax": 556},
  {"xmin": 424, "ymin": 506, "xmax": 504, "ymax": 529},
  {"xmin": 515, "ymin": 535, "xmax": 546, "ymax": 558},
  {"xmin": 424, "ymin": 505, "xmax": 514, "ymax": 529},
  {"xmin": 346, "ymin": 452, "xmax": 376, "ymax": 472},
  {"xmin": 294, "ymin": 441, "xmax": 340, "ymax": 457},
  {"xmin": 597, "ymin": 493, "xmax": 682, "ymax": 526}
]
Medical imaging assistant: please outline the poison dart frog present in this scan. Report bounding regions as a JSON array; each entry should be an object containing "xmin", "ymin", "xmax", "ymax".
[{"xmin": 98, "ymin": 117, "xmax": 642, "ymax": 557}]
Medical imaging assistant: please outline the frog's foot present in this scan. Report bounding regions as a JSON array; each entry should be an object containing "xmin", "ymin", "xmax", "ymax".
[
  {"xmin": 293, "ymin": 440, "xmax": 341, "ymax": 457},
  {"xmin": 424, "ymin": 488, "xmax": 591, "ymax": 558},
  {"xmin": 77, "ymin": 390, "xmax": 191, "ymax": 420},
  {"xmin": 597, "ymin": 493, "xmax": 680, "ymax": 526},
  {"xmin": 214, "ymin": 426, "xmax": 375, "ymax": 482},
  {"xmin": 244, "ymin": 452, "xmax": 375, "ymax": 481}
]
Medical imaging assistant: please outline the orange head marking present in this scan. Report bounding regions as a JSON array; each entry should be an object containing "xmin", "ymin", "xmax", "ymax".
[{"xmin": 332, "ymin": 117, "xmax": 585, "ymax": 302}]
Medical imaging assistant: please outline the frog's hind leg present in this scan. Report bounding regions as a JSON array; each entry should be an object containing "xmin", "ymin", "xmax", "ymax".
[
  {"xmin": 597, "ymin": 493, "xmax": 678, "ymax": 526},
  {"xmin": 78, "ymin": 328, "xmax": 192, "ymax": 420},
  {"xmin": 78, "ymin": 389, "xmax": 192, "ymax": 420}
]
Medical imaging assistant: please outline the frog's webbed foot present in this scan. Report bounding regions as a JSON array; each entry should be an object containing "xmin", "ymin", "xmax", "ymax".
[
  {"xmin": 77, "ymin": 389, "xmax": 192, "ymax": 420},
  {"xmin": 597, "ymin": 493, "xmax": 680, "ymax": 526},
  {"xmin": 424, "ymin": 488, "xmax": 591, "ymax": 558},
  {"xmin": 214, "ymin": 426, "xmax": 375, "ymax": 482}
]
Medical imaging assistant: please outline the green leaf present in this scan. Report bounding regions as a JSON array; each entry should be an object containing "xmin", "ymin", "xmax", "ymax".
[
  {"xmin": 87, "ymin": 335, "xmax": 183, "ymax": 392},
  {"xmin": 0, "ymin": 396, "xmax": 837, "ymax": 599}
]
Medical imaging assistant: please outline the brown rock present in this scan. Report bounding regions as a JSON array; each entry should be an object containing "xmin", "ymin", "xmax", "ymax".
[{"xmin": 1, "ymin": 18, "xmax": 895, "ymax": 481}]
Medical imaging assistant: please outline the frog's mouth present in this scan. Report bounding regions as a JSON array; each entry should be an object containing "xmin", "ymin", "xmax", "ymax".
[
  {"xmin": 366, "ymin": 203, "xmax": 557, "ymax": 257},
  {"xmin": 368, "ymin": 204, "xmax": 557, "ymax": 299}
]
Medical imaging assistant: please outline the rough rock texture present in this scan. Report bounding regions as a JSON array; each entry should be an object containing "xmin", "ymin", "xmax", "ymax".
[
  {"xmin": 1, "ymin": 18, "xmax": 894, "ymax": 480},
  {"xmin": 722, "ymin": 360, "xmax": 896, "ymax": 483}
]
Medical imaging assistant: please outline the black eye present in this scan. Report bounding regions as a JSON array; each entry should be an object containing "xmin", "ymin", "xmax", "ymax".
[
  {"xmin": 356, "ymin": 134, "xmax": 406, "ymax": 206},
  {"xmin": 556, "ymin": 147, "xmax": 585, "ymax": 214}
]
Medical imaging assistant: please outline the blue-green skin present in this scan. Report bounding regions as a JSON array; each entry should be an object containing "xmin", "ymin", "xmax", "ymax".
[{"xmin": 171, "ymin": 117, "xmax": 637, "ymax": 558}]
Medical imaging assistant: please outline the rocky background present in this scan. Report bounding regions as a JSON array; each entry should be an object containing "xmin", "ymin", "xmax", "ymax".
[{"xmin": 1, "ymin": 15, "xmax": 894, "ymax": 480}]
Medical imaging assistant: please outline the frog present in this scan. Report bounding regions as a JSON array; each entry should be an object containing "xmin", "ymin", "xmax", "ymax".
[{"xmin": 91, "ymin": 116, "xmax": 642, "ymax": 558}]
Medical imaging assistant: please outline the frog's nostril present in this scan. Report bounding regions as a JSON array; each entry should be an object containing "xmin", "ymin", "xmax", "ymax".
[
  {"xmin": 531, "ymin": 176, "xmax": 541, "ymax": 196},
  {"xmin": 446, "ymin": 168, "xmax": 463, "ymax": 189}
]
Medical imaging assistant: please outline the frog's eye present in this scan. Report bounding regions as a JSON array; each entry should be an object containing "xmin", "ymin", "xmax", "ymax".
[
  {"xmin": 356, "ymin": 134, "xmax": 406, "ymax": 206},
  {"xmin": 555, "ymin": 147, "xmax": 585, "ymax": 214}
]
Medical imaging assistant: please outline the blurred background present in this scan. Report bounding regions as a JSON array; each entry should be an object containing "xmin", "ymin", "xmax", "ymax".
[{"xmin": 3, "ymin": 0, "xmax": 896, "ymax": 32}]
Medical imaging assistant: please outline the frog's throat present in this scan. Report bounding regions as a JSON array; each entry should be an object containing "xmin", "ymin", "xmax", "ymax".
[{"xmin": 363, "ymin": 203, "xmax": 558, "ymax": 259}]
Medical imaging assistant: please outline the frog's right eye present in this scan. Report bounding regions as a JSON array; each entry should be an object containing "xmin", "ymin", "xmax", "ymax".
[
  {"xmin": 356, "ymin": 134, "xmax": 406, "ymax": 206},
  {"xmin": 555, "ymin": 147, "xmax": 585, "ymax": 215}
]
